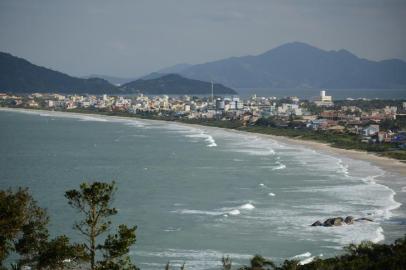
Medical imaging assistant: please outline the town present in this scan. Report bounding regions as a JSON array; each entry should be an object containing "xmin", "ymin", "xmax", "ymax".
[{"xmin": 1, "ymin": 90, "xmax": 406, "ymax": 160}]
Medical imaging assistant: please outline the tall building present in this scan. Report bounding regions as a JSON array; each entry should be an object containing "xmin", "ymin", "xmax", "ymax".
[{"xmin": 314, "ymin": 90, "xmax": 333, "ymax": 107}]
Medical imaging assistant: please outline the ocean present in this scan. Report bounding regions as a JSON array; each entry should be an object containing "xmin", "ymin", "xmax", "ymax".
[{"xmin": 0, "ymin": 109, "xmax": 405, "ymax": 270}]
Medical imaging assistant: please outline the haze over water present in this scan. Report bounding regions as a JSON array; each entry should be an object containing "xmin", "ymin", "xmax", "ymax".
[{"xmin": 1, "ymin": 109, "xmax": 405, "ymax": 270}]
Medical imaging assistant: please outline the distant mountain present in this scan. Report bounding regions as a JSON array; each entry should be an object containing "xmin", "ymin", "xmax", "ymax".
[
  {"xmin": 176, "ymin": 42, "xmax": 406, "ymax": 89},
  {"xmin": 137, "ymin": 63, "xmax": 193, "ymax": 81},
  {"xmin": 138, "ymin": 72, "xmax": 167, "ymax": 80},
  {"xmin": 84, "ymin": 74, "xmax": 138, "ymax": 86},
  {"xmin": 121, "ymin": 74, "xmax": 237, "ymax": 95},
  {"xmin": 157, "ymin": 63, "xmax": 192, "ymax": 74},
  {"xmin": 0, "ymin": 52, "xmax": 120, "ymax": 94}
]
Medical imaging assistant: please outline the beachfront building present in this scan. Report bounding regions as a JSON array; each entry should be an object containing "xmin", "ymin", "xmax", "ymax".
[{"xmin": 314, "ymin": 90, "xmax": 333, "ymax": 107}]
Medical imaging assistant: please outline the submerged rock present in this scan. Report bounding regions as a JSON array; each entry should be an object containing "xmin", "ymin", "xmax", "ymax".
[
  {"xmin": 311, "ymin": 220, "xmax": 322, "ymax": 226},
  {"xmin": 323, "ymin": 217, "xmax": 344, "ymax": 227},
  {"xmin": 355, "ymin": 217, "xmax": 374, "ymax": 222},
  {"xmin": 310, "ymin": 216, "xmax": 374, "ymax": 227},
  {"xmin": 344, "ymin": 216, "xmax": 355, "ymax": 224}
]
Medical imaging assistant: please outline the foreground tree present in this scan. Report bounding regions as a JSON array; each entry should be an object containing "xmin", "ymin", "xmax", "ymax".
[
  {"xmin": 0, "ymin": 188, "xmax": 84, "ymax": 270},
  {"xmin": 0, "ymin": 188, "xmax": 46, "ymax": 266},
  {"xmin": 239, "ymin": 255, "xmax": 276, "ymax": 270},
  {"xmin": 65, "ymin": 181, "xmax": 138, "ymax": 270},
  {"xmin": 36, "ymin": 236, "xmax": 87, "ymax": 270}
]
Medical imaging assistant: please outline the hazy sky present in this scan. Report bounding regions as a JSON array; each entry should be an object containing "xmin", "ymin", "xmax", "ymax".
[{"xmin": 1, "ymin": 0, "xmax": 405, "ymax": 77}]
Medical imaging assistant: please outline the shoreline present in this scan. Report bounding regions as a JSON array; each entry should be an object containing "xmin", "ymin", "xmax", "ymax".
[{"xmin": 1, "ymin": 106, "xmax": 406, "ymax": 178}]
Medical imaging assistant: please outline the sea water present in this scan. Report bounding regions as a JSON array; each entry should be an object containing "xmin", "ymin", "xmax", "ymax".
[{"xmin": 0, "ymin": 109, "xmax": 405, "ymax": 270}]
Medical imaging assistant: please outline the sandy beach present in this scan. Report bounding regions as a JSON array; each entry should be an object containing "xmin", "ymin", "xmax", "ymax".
[{"xmin": 2, "ymin": 107, "xmax": 406, "ymax": 178}]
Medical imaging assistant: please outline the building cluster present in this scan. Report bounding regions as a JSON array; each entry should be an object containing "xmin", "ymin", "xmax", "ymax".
[{"xmin": 1, "ymin": 90, "xmax": 405, "ymax": 145}]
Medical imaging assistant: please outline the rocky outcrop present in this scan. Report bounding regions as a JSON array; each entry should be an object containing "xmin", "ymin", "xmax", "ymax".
[
  {"xmin": 311, "ymin": 216, "xmax": 373, "ymax": 227},
  {"xmin": 355, "ymin": 217, "xmax": 374, "ymax": 222},
  {"xmin": 311, "ymin": 220, "xmax": 322, "ymax": 226},
  {"xmin": 344, "ymin": 216, "xmax": 354, "ymax": 224},
  {"xmin": 323, "ymin": 217, "xmax": 344, "ymax": 227}
]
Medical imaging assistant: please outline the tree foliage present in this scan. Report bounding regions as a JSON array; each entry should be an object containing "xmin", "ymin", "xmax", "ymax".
[
  {"xmin": 235, "ymin": 236, "xmax": 406, "ymax": 270},
  {"xmin": 0, "ymin": 188, "xmax": 84, "ymax": 270},
  {"xmin": 65, "ymin": 181, "xmax": 138, "ymax": 270},
  {"xmin": 238, "ymin": 255, "xmax": 276, "ymax": 270}
]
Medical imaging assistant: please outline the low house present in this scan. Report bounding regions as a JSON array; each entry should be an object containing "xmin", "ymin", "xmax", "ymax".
[{"xmin": 362, "ymin": 125, "xmax": 379, "ymax": 137}]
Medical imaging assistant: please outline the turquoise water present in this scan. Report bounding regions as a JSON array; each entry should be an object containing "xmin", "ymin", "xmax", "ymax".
[{"xmin": 1, "ymin": 109, "xmax": 405, "ymax": 270}]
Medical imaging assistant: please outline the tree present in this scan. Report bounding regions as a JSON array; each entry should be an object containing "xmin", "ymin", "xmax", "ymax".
[
  {"xmin": 97, "ymin": 225, "xmax": 138, "ymax": 270},
  {"xmin": 36, "ymin": 236, "xmax": 87, "ymax": 270},
  {"xmin": 0, "ymin": 188, "xmax": 48, "ymax": 266},
  {"xmin": 0, "ymin": 188, "xmax": 84, "ymax": 270},
  {"xmin": 239, "ymin": 255, "xmax": 276, "ymax": 270},
  {"xmin": 65, "ymin": 181, "xmax": 138, "ymax": 270}
]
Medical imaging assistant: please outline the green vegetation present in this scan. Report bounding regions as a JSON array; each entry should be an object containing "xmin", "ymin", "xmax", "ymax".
[
  {"xmin": 232, "ymin": 237, "xmax": 406, "ymax": 270},
  {"xmin": 0, "ymin": 52, "xmax": 118, "ymax": 94},
  {"xmin": 121, "ymin": 74, "xmax": 237, "ymax": 95},
  {"xmin": 65, "ymin": 181, "xmax": 138, "ymax": 270},
  {"xmin": 1, "ymin": 182, "xmax": 138, "ymax": 270},
  {"xmin": 0, "ymin": 188, "xmax": 86, "ymax": 270}
]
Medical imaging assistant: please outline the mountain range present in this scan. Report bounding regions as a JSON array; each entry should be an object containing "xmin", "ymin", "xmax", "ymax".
[
  {"xmin": 0, "ymin": 52, "xmax": 234, "ymax": 95},
  {"xmin": 1, "ymin": 42, "xmax": 406, "ymax": 95},
  {"xmin": 174, "ymin": 42, "xmax": 406, "ymax": 89}
]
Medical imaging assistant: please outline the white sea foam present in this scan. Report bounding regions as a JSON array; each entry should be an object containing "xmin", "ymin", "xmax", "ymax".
[
  {"xmin": 77, "ymin": 115, "xmax": 108, "ymax": 122},
  {"xmin": 175, "ymin": 209, "xmax": 223, "ymax": 216},
  {"xmin": 184, "ymin": 130, "xmax": 217, "ymax": 147},
  {"xmin": 228, "ymin": 209, "xmax": 241, "ymax": 215},
  {"xmin": 123, "ymin": 121, "xmax": 147, "ymax": 128},
  {"xmin": 292, "ymin": 252, "xmax": 311, "ymax": 259},
  {"xmin": 272, "ymin": 162, "xmax": 286, "ymax": 170},
  {"xmin": 134, "ymin": 248, "xmax": 253, "ymax": 270},
  {"xmin": 372, "ymin": 227, "xmax": 385, "ymax": 243},
  {"xmin": 299, "ymin": 256, "xmax": 315, "ymax": 265},
  {"xmin": 239, "ymin": 203, "xmax": 255, "ymax": 210},
  {"xmin": 232, "ymin": 148, "xmax": 276, "ymax": 156},
  {"xmin": 163, "ymin": 227, "xmax": 181, "ymax": 232}
]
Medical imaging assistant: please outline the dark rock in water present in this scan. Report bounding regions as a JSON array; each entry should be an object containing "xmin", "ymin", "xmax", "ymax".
[
  {"xmin": 311, "ymin": 220, "xmax": 322, "ymax": 226},
  {"xmin": 323, "ymin": 217, "xmax": 344, "ymax": 227},
  {"xmin": 355, "ymin": 217, "xmax": 374, "ymax": 222},
  {"xmin": 311, "ymin": 216, "xmax": 373, "ymax": 227},
  {"xmin": 344, "ymin": 216, "xmax": 354, "ymax": 224}
]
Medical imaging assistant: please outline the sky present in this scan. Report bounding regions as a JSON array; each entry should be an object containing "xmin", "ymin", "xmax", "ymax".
[{"xmin": 1, "ymin": 0, "xmax": 406, "ymax": 78}]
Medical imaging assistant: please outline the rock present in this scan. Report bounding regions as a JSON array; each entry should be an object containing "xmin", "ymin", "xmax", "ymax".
[
  {"xmin": 344, "ymin": 216, "xmax": 354, "ymax": 224},
  {"xmin": 311, "ymin": 216, "xmax": 372, "ymax": 227},
  {"xmin": 355, "ymin": 217, "xmax": 373, "ymax": 222},
  {"xmin": 311, "ymin": 220, "xmax": 322, "ymax": 226},
  {"xmin": 323, "ymin": 217, "xmax": 344, "ymax": 227}
]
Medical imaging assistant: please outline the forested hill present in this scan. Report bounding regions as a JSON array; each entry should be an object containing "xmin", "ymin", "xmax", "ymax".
[
  {"xmin": 0, "ymin": 52, "xmax": 120, "ymax": 94},
  {"xmin": 121, "ymin": 74, "xmax": 237, "ymax": 95}
]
